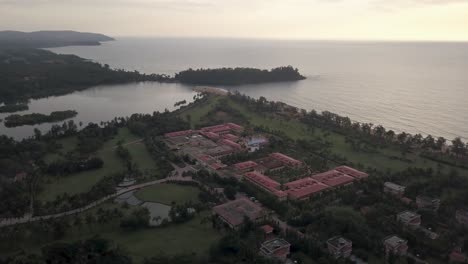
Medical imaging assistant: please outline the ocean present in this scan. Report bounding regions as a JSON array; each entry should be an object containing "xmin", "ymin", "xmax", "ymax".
[{"xmin": 1, "ymin": 38, "xmax": 467, "ymax": 141}]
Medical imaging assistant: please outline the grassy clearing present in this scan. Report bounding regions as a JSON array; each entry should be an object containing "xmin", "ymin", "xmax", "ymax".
[
  {"xmin": 134, "ymin": 183, "xmax": 200, "ymax": 205},
  {"xmin": 38, "ymin": 128, "xmax": 142, "ymax": 202},
  {"xmin": 2, "ymin": 202, "xmax": 219, "ymax": 263},
  {"xmin": 126, "ymin": 142, "xmax": 159, "ymax": 175},
  {"xmin": 179, "ymin": 96, "xmax": 223, "ymax": 128}
]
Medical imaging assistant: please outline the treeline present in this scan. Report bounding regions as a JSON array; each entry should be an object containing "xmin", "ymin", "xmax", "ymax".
[
  {"xmin": 4, "ymin": 110, "xmax": 78, "ymax": 127},
  {"xmin": 0, "ymin": 103, "xmax": 28, "ymax": 113},
  {"xmin": 175, "ymin": 66, "xmax": 306, "ymax": 85},
  {"xmin": 229, "ymin": 92, "xmax": 468, "ymax": 161},
  {"xmin": 46, "ymin": 157, "xmax": 103, "ymax": 176},
  {"xmin": 0, "ymin": 48, "xmax": 172, "ymax": 103}
]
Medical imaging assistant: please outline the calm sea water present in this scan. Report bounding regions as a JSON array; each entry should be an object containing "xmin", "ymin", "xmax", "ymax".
[{"xmin": 1, "ymin": 38, "xmax": 467, "ymax": 141}]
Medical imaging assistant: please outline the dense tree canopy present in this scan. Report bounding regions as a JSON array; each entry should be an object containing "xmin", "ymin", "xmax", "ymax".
[{"xmin": 175, "ymin": 66, "xmax": 305, "ymax": 85}]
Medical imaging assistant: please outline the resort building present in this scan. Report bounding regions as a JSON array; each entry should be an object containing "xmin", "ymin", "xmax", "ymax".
[
  {"xmin": 416, "ymin": 195, "xmax": 441, "ymax": 211},
  {"xmin": 259, "ymin": 238, "xmax": 291, "ymax": 262},
  {"xmin": 334, "ymin": 166, "xmax": 369, "ymax": 179},
  {"xmin": 269, "ymin": 152, "xmax": 302, "ymax": 167},
  {"xmin": 233, "ymin": 161, "xmax": 259, "ymax": 173},
  {"xmin": 164, "ymin": 129, "xmax": 195, "ymax": 138},
  {"xmin": 254, "ymin": 156, "xmax": 285, "ymax": 173},
  {"xmin": 383, "ymin": 235, "xmax": 408, "ymax": 256},
  {"xmin": 212, "ymin": 198, "xmax": 265, "ymax": 229},
  {"xmin": 449, "ymin": 247, "xmax": 468, "ymax": 263},
  {"xmin": 260, "ymin": 225, "xmax": 275, "ymax": 241},
  {"xmin": 285, "ymin": 177, "xmax": 330, "ymax": 200},
  {"xmin": 384, "ymin": 182, "xmax": 406, "ymax": 197},
  {"xmin": 456, "ymin": 208, "xmax": 468, "ymax": 226},
  {"xmin": 244, "ymin": 171, "xmax": 287, "ymax": 200},
  {"xmin": 311, "ymin": 170, "xmax": 354, "ymax": 188},
  {"xmin": 397, "ymin": 211, "xmax": 421, "ymax": 228},
  {"xmin": 327, "ymin": 236, "xmax": 352, "ymax": 259}
]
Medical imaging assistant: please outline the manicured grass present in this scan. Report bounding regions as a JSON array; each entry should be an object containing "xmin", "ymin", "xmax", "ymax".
[
  {"xmin": 104, "ymin": 213, "xmax": 219, "ymax": 262},
  {"xmin": 179, "ymin": 96, "xmax": 222, "ymax": 128},
  {"xmin": 134, "ymin": 183, "xmax": 200, "ymax": 205},
  {"xmin": 38, "ymin": 128, "xmax": 142, "ymax": 202},
  {"xmin": 126, "ymin": 142, "xmax": 160, "ymax": 176},
  {"xmin": 1, "ymin": 202, "xmax": 219, "ymax": 263},
  {"xmin": 43, "ymin": 136, "xmax": 79, "ymax": 163}
]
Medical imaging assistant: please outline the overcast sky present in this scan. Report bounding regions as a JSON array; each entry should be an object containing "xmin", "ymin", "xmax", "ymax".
[{"xmin": 1, "ymin": 0, "xmax": 468, "ymax": 41}]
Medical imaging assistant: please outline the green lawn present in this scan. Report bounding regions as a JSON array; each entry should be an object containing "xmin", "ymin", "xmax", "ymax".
[
  {"xmin": 104, "ymin": 213, "xmax": 219, "ymax": 262},
  {"xmin": 134, "ymin": 183, "xmax": 200, "ymax": 205},
  {"xmin": 1, "ymin": 202, "xmax": 219, "ymax": 263},
  {"xmin": 179, "ymin": 96, "xmax": 222, "ymax": 128},
  {"xmin": 38, "ymin": 128, "xmax": 142, "ymax": 202},
  {"xmin": 126, "ymin": 142, "xmax": 160, "ymax": 176}
]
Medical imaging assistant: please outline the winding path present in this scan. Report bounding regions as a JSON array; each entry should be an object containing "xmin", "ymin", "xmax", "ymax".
[{"xmin": 0, "ymin": 175, "xmax": 193, "ymax": 228}]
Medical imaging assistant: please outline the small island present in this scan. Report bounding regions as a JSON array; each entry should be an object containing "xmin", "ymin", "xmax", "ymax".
[
  {"xmin": 4, "ymin": 110, "xmax": 78, "ymax": 127},
  {"xmin": 175, "ymin": 66, "xmax": 306, "ymax": 85}
]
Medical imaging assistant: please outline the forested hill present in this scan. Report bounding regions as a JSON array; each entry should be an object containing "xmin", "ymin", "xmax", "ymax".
[
  {"xmin": 0, "ymin": 49, "xmax": 171, "ymax": 103},
  {"xmin": 0, "ymin": 30, "xmax": 114, "ymax": 48},
  {"xmin": 174, "ymin": 66, "xmax": 306, "ymax": 85}
]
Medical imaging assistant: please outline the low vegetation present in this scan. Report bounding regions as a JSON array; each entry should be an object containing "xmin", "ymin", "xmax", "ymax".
[{"xmin": 4, "ymin": 110, "xmax": 77, "ymax": 127}]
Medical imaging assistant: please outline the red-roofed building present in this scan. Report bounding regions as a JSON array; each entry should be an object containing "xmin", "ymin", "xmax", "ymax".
[
  {"xmin": 200, "ymin": 131, "xmax": 221, "ymax": 141},
  {"xmin": 449, "ymin": 247, "xmax": 467, "ymax": 263},
  {"xmin": 285, "ymin": 177, "xmax": 330, "ymax": 200},
  {"xmin": 223, "ymin": 133, "xmax": 240, "ymax": 142},
  {"xmin": 334, "ymin": 166, "xmax": 369, "ymax": 179},
  {"xmin": 244, "ymin": 171, "xmax": 287, "ymax": 201},
  {"xmin": 233, "ymin": 161, "xmax": 259, "ymax": 173},
  {"xmin": 227, "ymin": 123, "xmax": 244, "ymax": 132},
  {"xmin": 164, "ymin": 129, "xmax": 194, "ymax": 138},
  {"xmin": 269, "ymin": 153, "xmax": 302, "ymax": 167},
  {"xmin": 209, "ymin": 162, "xmax": 227, "ymax": 171},
  {"xmin": 220, "ymin": 139, "xmax": 242, "ymax": 150},
  {"xmin": 212, "ymin": 198, "xmax": 265, "ymax": 229},
  {"xmin": 260, "ymin": 225, "xmax": 275, "ymax": 241},
  {"xmin": 14, "ymin": 172, "xmax": 28, "ymax": 182},
  {"xmin": 202, "ymin": 123, "xmax": 244, "ymax": 135},
  {"xmin": 311, "ymin": 170, "xmax": 354, "ymax": 188}
]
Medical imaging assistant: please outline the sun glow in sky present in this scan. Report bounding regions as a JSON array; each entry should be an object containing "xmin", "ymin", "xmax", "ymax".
[{"xmin": 1, "ymin": 0, "xmax": 468, "ymax": 41}]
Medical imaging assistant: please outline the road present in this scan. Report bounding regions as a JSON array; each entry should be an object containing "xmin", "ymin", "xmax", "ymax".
[{"xmin": 0, "ymin": 174, "xmax": 192, "ymax": 228}]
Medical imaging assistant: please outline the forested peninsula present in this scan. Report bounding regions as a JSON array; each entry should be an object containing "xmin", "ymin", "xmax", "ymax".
[
  {"xmin": 4, "ymin": 110, "xmax": 78, "ymax": 127},
  {"xmin": 175, "ymin": 66, "xmax": 306, "ymax": 85},
  {"xmin": 0, "ymin": 49, "xmax": 171, "ymax": 103}
]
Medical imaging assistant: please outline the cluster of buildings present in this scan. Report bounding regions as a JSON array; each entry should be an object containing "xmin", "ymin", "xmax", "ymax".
[
  {"xmin": 165, "ymin": 123, "xmax": 269, "ymax": 172},
  {"xmin": 212, "ymin": 198, "xmax": 291, "ymax": 262},
  {"xmin": 238, "ymin": 157, "xmax": 368, "ymax": 201}
]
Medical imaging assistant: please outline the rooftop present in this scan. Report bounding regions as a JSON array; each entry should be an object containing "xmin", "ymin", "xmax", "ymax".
[
  {"xmin": 223, "ymin": 133, "xmax": 239, "ymax": 141},
  {"xmin": 220, "ymin": 139, "xmax": 242, "ymax": 149},
  {"xmin": 334, "ymin": 166, "xmax": 368, "ymax": 179},
  {"xmin": 254, "ymin": 156, "xmax": 285, "ymax": 170},
  {"xmin": 261, "ymin": 224, "xmax": 274, "ymax": 234},
  {"xmin": 244, "ymin": 171, "xmax": 288, "ymax": 199},
  {"xmin": 384, "ymin": 182, "xmax": 406, "ymax": 191},
  {"xmin": 244, "ymin": 171, "xmax": 281, "ymax": 190},
  {"xmin": 164, "ymin": 129, "xmax": 194, "ymax": 138},
  {"xmin": 233, "ymin": 161, "xmax": 259, "ymax": 170},
  {"xmin": 397, "ymin": 211, "xmax": 420, "ymax": 222},
  {"xmin": 270, "ymin": 152, "xmax": 302, "ymax": 166},
  {"xmin": 327, "ymin": 236, "xmax": 352, "ymax": 248},
  {"xmin": 311, "ymin": 170, "xmax": 354, "ymax": 187},
  {"xmin": 212, "ymin": 198, "xmax": 264, "ymax": 227},
  {"xmin": 260, "ymin": 238, "xmax": 291, "ymax": 254},
  {"xmin": 285, "ymin": 177, "xmax": 330, "ymax": 199},
  {"xmin": 384, "ymin": 235, "xmax": 407, "ymax": 247}
]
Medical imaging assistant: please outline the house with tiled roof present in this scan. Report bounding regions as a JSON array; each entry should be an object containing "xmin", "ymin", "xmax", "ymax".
[{"xmin": 212, "ymin": 198, "xmax": 265, "ymax": 229}]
